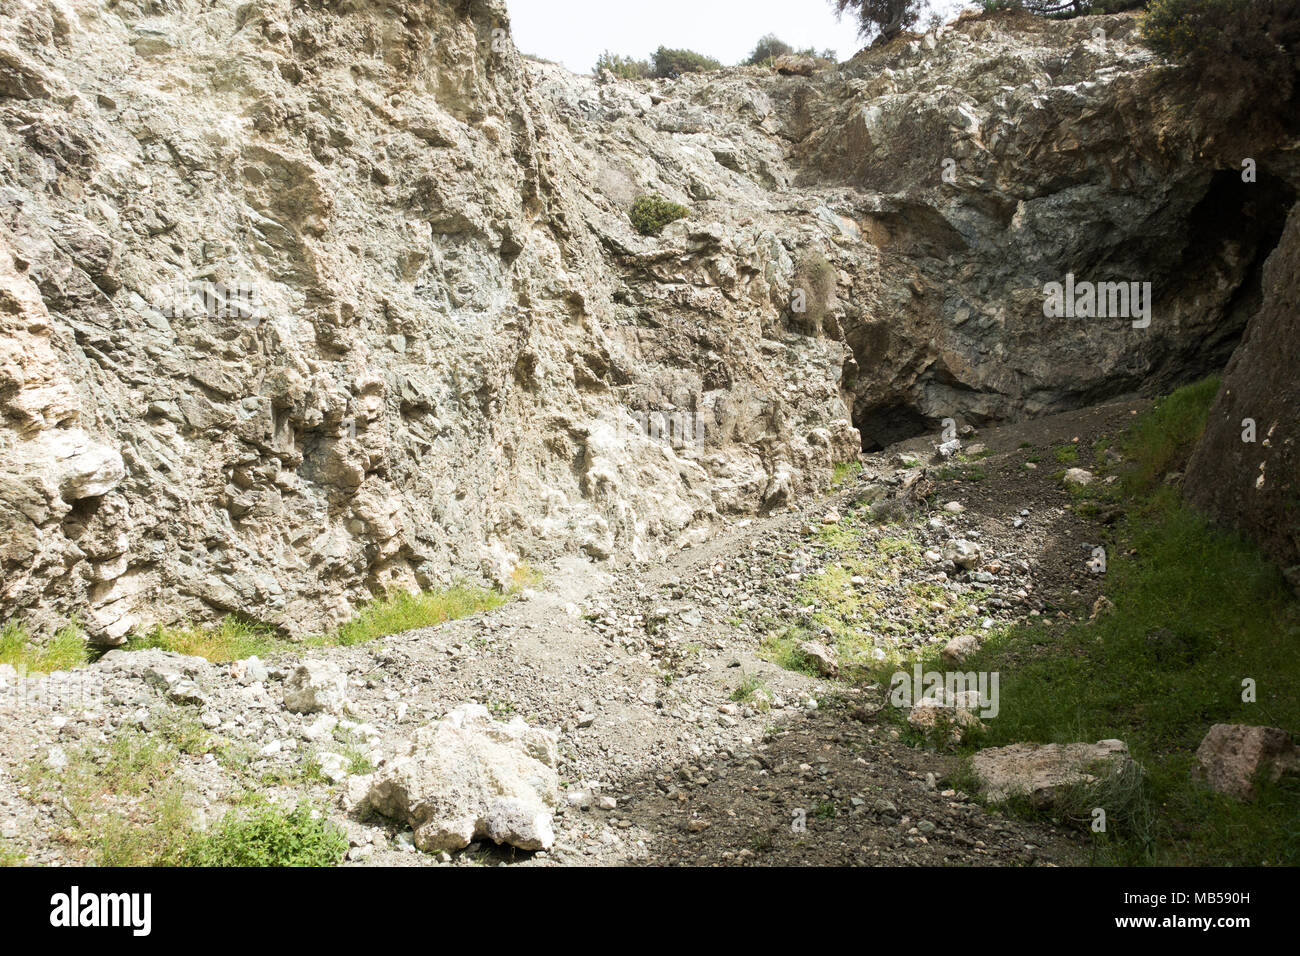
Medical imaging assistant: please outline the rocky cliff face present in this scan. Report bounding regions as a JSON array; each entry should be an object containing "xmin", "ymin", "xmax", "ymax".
[{"xmin": 0, "ymin": 1, "xmax": 1293, "ymax": 641}]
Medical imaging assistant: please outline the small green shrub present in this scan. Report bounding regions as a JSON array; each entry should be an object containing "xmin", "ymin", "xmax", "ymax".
[
  {"xmin": 745, "ymin": 33, "xmax": 794, "ymax": 65},
  {"xmin": 1142, "ymin": 0, "xmax": 1250, "ymax": 60},
  {"xmin": 187, "ymin": 803, "xmax": 348, "ymax": 867},
  {"xmin": 629, "ymin": 195, "xmax": 689, "ymax": 236},
  {"xmin": 593, "ymin": 51, "xmax": 651, "ymax": 79},
  {"xmin": 651, "ymin": 46, "xmax": 723, "ymax": 78},
  {"xmin": 1139, "ymin": 0, "xmax": 1298, "ymax": 141}
]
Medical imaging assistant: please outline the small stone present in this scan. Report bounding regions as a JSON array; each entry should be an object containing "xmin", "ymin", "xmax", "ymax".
[
  {"xmin": 318, "ymin": 752, "xmax": 349, "ymax": 782},
  {"xmin": 798, "ymin": 640, "xmax": 839, "ymax": 677},
  {"xmin": 944, "ymin": 539, "xmax": 982, "ymax": 570},
  {"xmin": 941, "ymin": 633, "xmax": 981, "ymax": 666}
]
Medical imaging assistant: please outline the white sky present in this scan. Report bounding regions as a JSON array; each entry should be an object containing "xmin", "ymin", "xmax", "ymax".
[{"xmin": 505, "ymin": 0, "xmax": 976, "ymax": 74}]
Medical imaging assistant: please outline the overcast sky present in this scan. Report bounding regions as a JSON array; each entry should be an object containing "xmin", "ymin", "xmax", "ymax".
[{"xmin": 505, "ymin": 0, "xmax": 976, "ymax": 74}]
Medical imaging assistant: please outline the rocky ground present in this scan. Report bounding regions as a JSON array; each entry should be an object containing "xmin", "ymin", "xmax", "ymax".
[{"xmin": 0, "ymin": 398, "xmax": 1153, "ymax": 867}]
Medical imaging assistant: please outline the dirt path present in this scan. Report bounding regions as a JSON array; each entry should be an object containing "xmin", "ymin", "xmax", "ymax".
[{"xmin": 0, "ymin": 398, "xmax": 1150, "ymax": 867}]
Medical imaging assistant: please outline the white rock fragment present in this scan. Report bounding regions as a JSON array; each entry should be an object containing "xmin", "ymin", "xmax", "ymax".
[{"xmin": 283, "ymin": 661, "xmax": 348, "ymax": 714}]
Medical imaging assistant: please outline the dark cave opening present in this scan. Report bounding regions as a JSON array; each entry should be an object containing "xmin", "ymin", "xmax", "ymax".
[
  {"xmin": 1183, "ymin": 167, "xmax": 1295, "ymax": 314},
  {"xmin": 854, "ymin": 400, "xmax": 930, "ymax": 452}
]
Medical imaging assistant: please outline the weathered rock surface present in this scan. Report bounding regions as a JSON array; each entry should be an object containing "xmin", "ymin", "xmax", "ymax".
[
  {"xmin": 1193, "ymin": 723, "xmax": 1300, "ymax": 801},
  {"xmin": 1, "ymin": 3, "xmax": 1294, "ymax": 640},
  {"xmin": 365, "ymin": 704, "xmax": 560, "ymax": 853},
  {"xmin": 282, "ymin": 661, "xmax": 348, "ymax": 715},
  {"xmin": 971, "ymin": 738, "xmax": 1134, "ymax": 805},
  {"xmin": 1184, "ymin": 202, "xmax": 1300, "ymax": 588}
]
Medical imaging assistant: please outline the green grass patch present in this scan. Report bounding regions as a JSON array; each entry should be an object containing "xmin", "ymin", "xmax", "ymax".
[
  {"xmin": 0, "ymin": 840, "xmax": 25, "ymax": 867},
  {"xmin": 831, "ymin": 460, "xmax": 863, "ymax": 488},
  {"xmin": 126, "ymin": 617, "xmax": 288, "ymax": 664},
  {"xmin": 1052, "ymin": 443, "xmax": 1079, "ymax": 464},
  {"xmin": 24, "ymin": 729, "xmax": 192, "ymax": 865},
  {"xmin": 1120, "ymin": 374, "xmax": 1220, "ymax": 494},
  {"xmin": 785, "ymin": 531, "xmax": 970, "ymax": 671},
  {"xmin": 730, "ymin": 672, "xmax": 771, "ymax": 707},
  {"xmin": 934, "ymin": 464, "xmax": 987, "ymax": 483},
  {"xmin": 958, "ymin": 376, "xmax": 1299, "ymax": 864},
  {"xmin": 25, "ymin": 728, "xmax": 348, "ymax": 866},
  {"xmin": 324, "ymin": 585, "xmax": 506, "ymax": 648},
  {"xmin": 760, "ymin": 628, "xmax": 822, "ymax": 677},
  {"xmin": 125, "ymin": 584, "xmax": 508, "ymax": 663},
  {"xmin": 0, "ymin": 620, "xmax": 88, "ymax": 676},
  {"xmin": 186, "ymin": 802, "xmax": 347, "ymax": 867}
]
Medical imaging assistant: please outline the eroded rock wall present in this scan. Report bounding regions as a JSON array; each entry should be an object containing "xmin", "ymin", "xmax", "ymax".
[
  {"xmin": 0, "ymin": 0, "xmax": 857, "ymax": 640},
  {"xmin": 0, "ymin": 3, "xmax": 1292, "ymax": 639}
]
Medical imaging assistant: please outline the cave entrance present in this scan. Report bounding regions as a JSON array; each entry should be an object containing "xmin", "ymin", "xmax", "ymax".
[
  {"xmin": 854, "ymin": 400, "xmax": 929, "ymax": 452},
  {"xmin": 1185, "ymin": 167, "xmax": 1296, "ymax": 320}
]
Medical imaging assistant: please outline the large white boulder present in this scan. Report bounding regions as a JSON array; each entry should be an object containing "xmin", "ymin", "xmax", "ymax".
[{"xmin": 366, "ymin": 704, "xmax": 560, "ymax": 853}]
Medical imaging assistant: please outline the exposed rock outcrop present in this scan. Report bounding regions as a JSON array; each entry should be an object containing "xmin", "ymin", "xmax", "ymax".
[{"xmin": 1, "ymin": 2, "xmax": 1293, "ymax": 639}]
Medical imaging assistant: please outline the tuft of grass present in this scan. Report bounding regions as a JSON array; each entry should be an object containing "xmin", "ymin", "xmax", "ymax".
[
  {"xmin": 324, "ymin": 585, "xmax": 506, "ymax": 648},
  {"xmin": 1120, "ymin": 374, "xmax": 1220, "ymax": 494},
  {"xmin": 0, "ymin": 620, "xmax": 89, "ymax": 676},
  {"xmin": 186, "ymin": 802, "xmax": 347, "ymax": 867},
  {"xmin": 0, "ymin": 840, "xmax": 24, "ymax": 867},
  {"xmin": 831, "ymin": 460, "xmax": 863, "ymax": 488},
  {"xmin": 126, "ymin": 584, "xmax": 508, "ymax": 663},
  {"xmin": 730, "ymin": 672, "xmax": 770, "ymax": 707},
  {"xmin": 509, "ymin": 562, "xmax": 545, "ymax": 591},
  {"xmin": 760, "ymin": 627, "xmax": 824, "ymax": 678},
  {"xmin": 126, "ymin": 617, "xmax": 287, "ymax": 664},
  {"xmin": 1052, "ymin": 443, "xmax": 1079, "ymax": 464}
]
